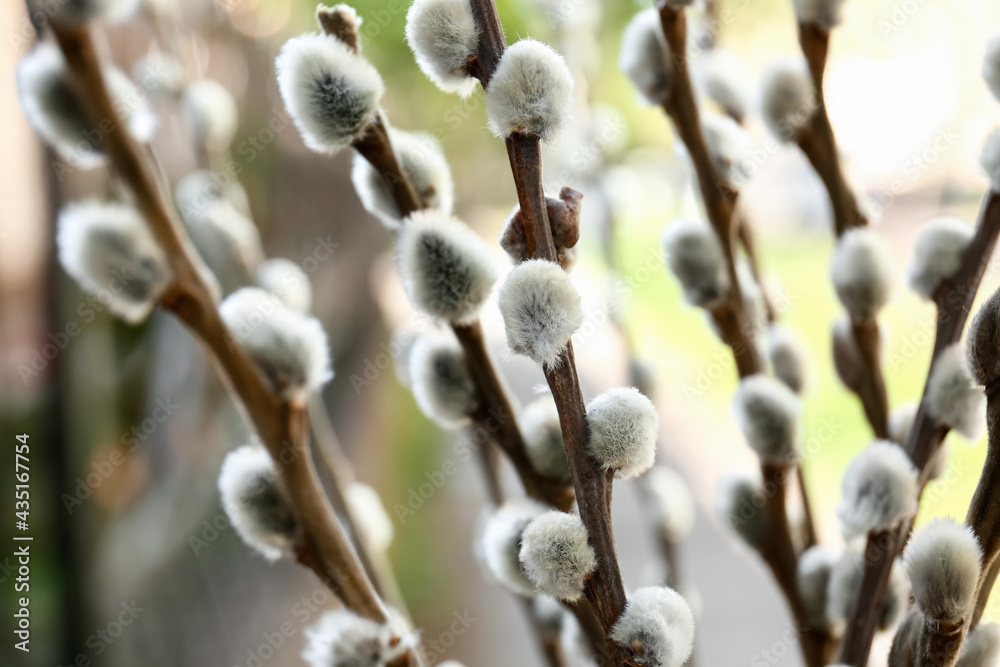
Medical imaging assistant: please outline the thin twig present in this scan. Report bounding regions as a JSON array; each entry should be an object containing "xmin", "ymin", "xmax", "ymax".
[
  {"xmin": 50, "ymin": 22, "xmax": 387, "ymax": 623},
  {"xmin": 841, "ymin": 192, "xmax": 1000, "ymax": 665}
]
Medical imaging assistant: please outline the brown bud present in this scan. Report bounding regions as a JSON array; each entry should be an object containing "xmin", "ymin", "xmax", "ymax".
[
  {"xmin": 500, "ymin": 187, "xmax": 582, "ymax": 269},
  {"xmin": 832, "ymin": 314, "xmax": 864, "ymax": 392}
]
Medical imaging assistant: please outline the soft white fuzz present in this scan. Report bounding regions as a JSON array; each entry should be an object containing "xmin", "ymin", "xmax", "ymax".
[
  {"xmin": 45, "ymin": 0, "xmax": 140, "ymax": 25},
  {"xmin": 181, "ymin": 80, "xmax": 238, "ymax": 152},
  {"xmin": 276, "ymin": 33, "xmax": 384, "ymax": 154},
  {"xmin": 793, "ymin": 0, "xmax": 845, "ymax": 30},
  {"xmin": 732, "ymin": 375, "xmax": 801, "ymax": 464},
  {"xmin": 661, "ymin": 218, "xmax": 729, "ymax": 309},
  {"xmin": 619, "ymin": 9, "xmax": 672, "ymax": 106},
  {"xmin": 968, "ymin": 288, "xmax": 1000, "ymax": 387},
  {"xmin": 532, "ymin": 595, "xmax": 565, "ymax": 641},
  {"xmin": 695, "ymin": 49, "xmax": 750, "ymax": 121},
  {"xmin": 889, "ymin": 403, "xmax": 918, "ymax": 446},
  {"xmin": 18, "ymin": 45, "xmax": 156, "ymax": 169},
  {"xmin": 981, "ymin": 129, "xmax": 1000, "ymax": 192},
  {"xmin": 520, "ymin": 396, "xmax": 571, "ymax": 482},
  {"xmin": 610, "ymin": 586, "xmax": 695, "ymax": 667},
  {"xmin": 586, "ymin": 387, "xmax": 659, "ymax": 479},
  {"xmin": 407, "ymin": 332, "xmax": 477, "ymax": 428},
  {"xmin": 827, "ymin": 543, "xmax": 910, "ymax": 629},
  {"xmin": 926, "ymin": 343, "xmax": 986, "ymax": 441},
  {"xmin": 768, "ymin": 325, "xmax": 810, "ymax": 394},
  {"xmin": 482, "ymin": 499, "xmax": 549, "ymax": 596},
  {"xmin": 345, "ymin": 482, "xmax": 394, "ymax": 552},
  {"xmin": 396, "ymin": 210, "xmax": 497, "ymax": 323},
  {"xmin": 174, "ymin": 169, "xmax": 252, "ymax": 217},
  {"xmin": 405, "ymin": 0, "xmax": 480, "ymax": 96},
  {"xmin": 639, "ymin": 466, "xmax": 696, "ymax": 543},
  {"xmin": 830, "ymin": 228, "xmax": 894, "ymax": 321},
  {"xmin": 837, "ymin": 440, "xmax": 918, "ymax": 537},
  {"xmin": 256, "ymin": 258, "xmax": 313, "ymax": 314},
  {"xmin": 352, "ymin": 128, "xmax": 454, "ymax": 228},
  {"xmin": 760, "ymin": 59, "xmax": 816, "ymax": 141},
  {"xmin": 907, "ymin": 217, "xmax": 973, "ymax": 299},
  {"xmin": 701, "ymin": 112, "xmax": 752, "ymax": 186},
  {"xmin": 958, "ymin": 623, "xmax": 1000, "ymax": 667},
  {"xmin": 132, "ymin": 52, "xmax": 185, "ymax": 98},
  {"xmin": 57, "ymin": 201, "xmax": 172, "ymax": 324},
  {"xmin": 716, "ymin": 471, "xmax": 769, "ymax": 549},
  {"xmin": 903, "ymin": 518, "xmax": 982, "ymax": 623},
  {"xmin": 485, "ymin": 39, "xmax": 574, "ymax": 141},
  {"xmin": 176, "ymin": 188, "xmax": 264, "ymax": 295},
  {"xmin": 797, "ymin": 546, "xmax": 838, "ymax": 628},
  {"xmin": 219, "ymin": 288, "xmax": 332, "ymax": 402},
  {"xmin": 302, "ymin": 609, "xmax": 407, "ymax": 667},
  {"xmin": 984, "ymin": 36, "xmax": 1000, "ymax": 103},
  {"xmin": 498, "ymin": 259, "xmax": 584, "ymax": 367},
  {"xmin": 520, "ymin": 511, "xmax": 597, "ymax": 600},
  {"xmin": 218, "ymin": 444, "xmax": 297, "ymax": 561},
  {"xmin": 561, "ymin": 611, "xmax": 597, "ymax": 667}
]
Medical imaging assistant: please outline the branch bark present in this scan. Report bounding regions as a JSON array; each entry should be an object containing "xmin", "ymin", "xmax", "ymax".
[{"xmin": 50, "ymin": 23, "xmax": 386, "ymax": 622}]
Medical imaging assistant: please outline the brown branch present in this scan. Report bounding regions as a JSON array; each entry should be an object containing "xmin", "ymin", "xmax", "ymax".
[
  {"xmin": 842, "ymin": 192, "xmax": 1000, "ymax": 665},
  {"xmin": 967, "ymin": 393, "xmax": 1000, "ymax": 629},
  {"xmin": 50, "ymin": 22, "xmax": 386, "ymax": 622},
  {"xmin": 849, "ymin": 317, "xmax": 891, "ymax": 439}
]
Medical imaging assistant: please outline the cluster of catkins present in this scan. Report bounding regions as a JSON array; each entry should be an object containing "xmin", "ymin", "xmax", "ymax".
[{"xmin": 265, "ymin": 0, "xmax": 701, "ymax": 662}]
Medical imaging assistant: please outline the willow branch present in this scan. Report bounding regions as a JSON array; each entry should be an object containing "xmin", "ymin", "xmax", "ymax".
[
  {"xmin": 50, "ymin": 22, "xmax": 386, "ymax": 622},
  {"xmin": 967, "ymin": 393, "xmax": 1000, "ymax": 630},
  {"xmin": 842, "ymin": 192, "xmax": 1000, "ymax": 665}
]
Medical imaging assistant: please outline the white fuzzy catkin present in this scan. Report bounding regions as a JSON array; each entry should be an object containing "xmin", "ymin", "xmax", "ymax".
[
  {"xmin": 793, "ymin": 0, "xmax": 845, "ymax": 30},
  {"xmin": 485, "ymin": 39, "xmax": 574, "ymax": 141},
  {"xmin": 352, "ymin": 128, "xmax": 454, "ymax": 228},
  {"xmin": 830, "ymin": 228, "xmax": 894, "ymax": 321},
  {"xmin": 42, "ymin": 0, "xmax": 140, "ymax": 25},
  {"xmin": 520, "ymin": 396, "xmax": 571, "ymax": 482},
  {"xmin": 481, "ymin": 499, "xmax": 549, "ymax": 596},
  {"xmin": 619, "ymin": 9, "xmax": 672, "ymax": 106},
  {"xmin": 181, "ymin": 80, "xmax": 238, "ymax": 152},
  {"xmin": 908, "ymin": 217, "xmax": 974, "ymax": 299},
  {"xmin": 639, "ymin": 466, "xmax": 696, "ymax": 543},
  {"xmin": 797, "ymin": 546, "xmax": 838, "ymax": 628},
  {"xmin": 661, "ymin": 218, "xmax": 729, "ymax": 309},
  {"xmin": 694, "ymin": 49, "xmax": 750, "ymax": 121},
  {"xmin": 18, "ymin": 44, "xmax": 156, "ymax": 169},
  {"xmin": 768, "ymin": 325, "xmax": 810, "ymax": 395},
  {"xmin": 610, "ymin": 586, "xmax": 695, "ymax": 667},
  {"xmin": 396, "ymin": 211, "xmax": 497, "ymax": 323},
  {"xmin": 586, "ymin": 387, "xmax": 659, "ymax": 479},
  {"xmin": 256, "ymin": 258, "xmax": 313, "ymax": 314},
  {"xmin": 520, "ymin": 511, "xmax": 597, "ymax": 600},
  {"xmin": 219, "ymin": 288, "xmax": 332, "ymax": 402},
  {"xmin": 302, "ymin": 609, "xmax": 407, "ymax": 667},
  {"xmin": 132, "ymin": 52, "xmax": 185, "ymax": 98},
  {"xmin": 760, "ymin": 59, "xmax": 816, "ymax": 142},
  {"xmin": 405, "ymin": 0, "xmax": 480, "ymax": 96},
  {"xmin": 958, "ymin": 623, "xmax": 1000, "ymax": 667},
  {"xmin": 888, "ymin": 403, "xmax": 918, "ymax": 446},
  {"xmin": 837, "ymin": 440, "xmax": 919, "ymax": 537},
  {"xmin": 498, "ymin": 259, "xmax": 584, "ymax": 368},
  {"xmin": 926, "ymin": 343, "xmax": 986, "ymax": 441},
  {"xmin": 981, "ymin": 129, "xmax": 1000, "ymax": 192},
  {"xmin": 716, "ymin": 471, "xmax": 769, "ymax": 549},
  {"xmin": 57, "ymin": 201, "xmax": 173, "ymax": 324},
  {"xmin": 732, "ymin": 375, "xmax": 801, "ymax": 464},
  {"xmin": 984, "ymin": 36, "xmax": 1000, "ymax": 103},
  {"xmin": 701, "ymin": 112, "xmax": 752, "ymax": 186},
  {"xmin": 407, "ymin": 332, "xmax": 477, "ymax": 428},
  {"xmin": 345, "ymin": 482, "xmax": 394, "ymax": 553},
  {"xmin": 276, "ymin": 33, "xmax": 384, "ymax": 154},
  {"xmin": 827, "ymin": 542, "xmax": 910, "ymax": 629},
  {"xmin": 904, "ymin": 518, "xmax": 982, "ymax": 624},
  {"xmin": 218, "ymin": 444, "xmax": 297, "ymax": 561}
]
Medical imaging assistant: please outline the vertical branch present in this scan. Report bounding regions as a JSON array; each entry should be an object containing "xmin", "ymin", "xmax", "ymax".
[{"xmin": 50, "ymin": 22, "xmax": 387, "ymax": 623}]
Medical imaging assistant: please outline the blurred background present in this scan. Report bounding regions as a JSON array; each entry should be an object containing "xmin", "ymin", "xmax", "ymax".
[{"xmin": 4, "ymin": 0, "xmax": 1000, "ymax": 665}]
